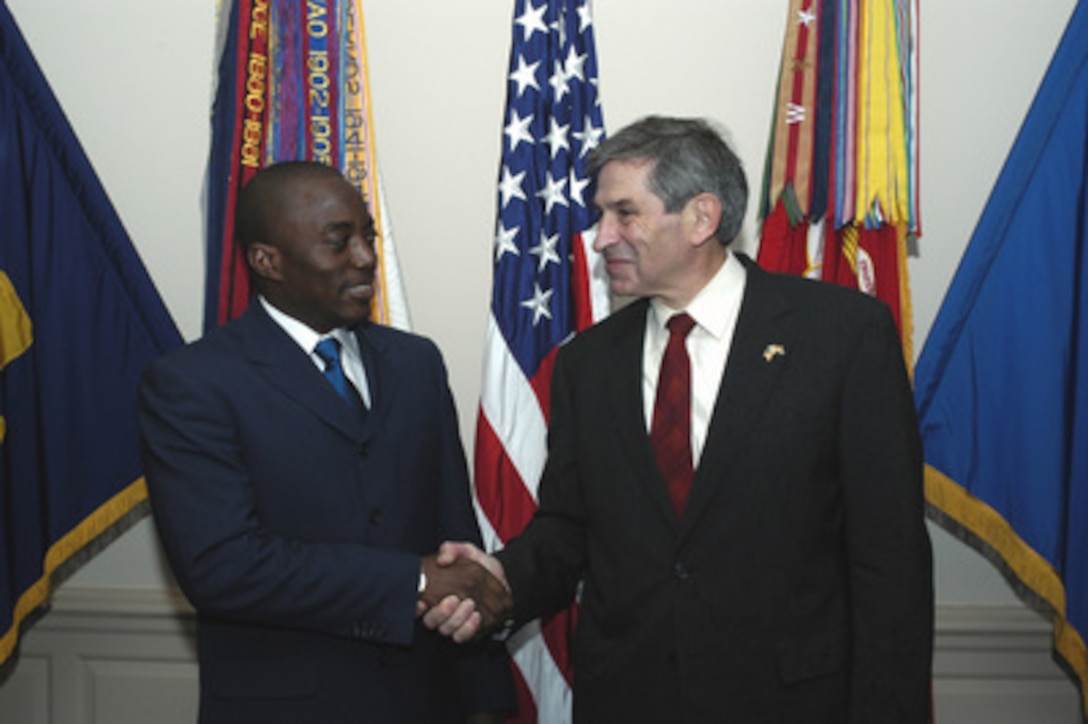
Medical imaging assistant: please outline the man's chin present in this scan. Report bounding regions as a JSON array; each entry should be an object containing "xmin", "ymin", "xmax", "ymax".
[
  {"xmin": 608, "ymin": 279, "xmax": 636, "ymax": 298},
  {"xmin": 339, "ymin": 301, "xmax": 373, "ymax": 328}
]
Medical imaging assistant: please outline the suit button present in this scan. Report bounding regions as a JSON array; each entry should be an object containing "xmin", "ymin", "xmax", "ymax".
[
  {"xmin": 369, "ymin": 508, "xmax": 382, "ymax": 526},
  {"xmin": 357, "ymin": 441, "xmax": 371, "ymax": 456},
  {"xmin": 674, "ymin": 563, "xmax": 691, "ymax": 582}
]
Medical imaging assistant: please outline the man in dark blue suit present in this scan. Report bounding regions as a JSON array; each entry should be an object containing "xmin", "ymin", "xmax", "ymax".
[{"xmin": 138, "ymin": 161, "xmax": 514, "ymax": 723}]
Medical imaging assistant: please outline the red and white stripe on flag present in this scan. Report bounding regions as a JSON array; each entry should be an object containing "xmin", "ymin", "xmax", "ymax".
[{"xmin": 473, "ymin": 1, "xmax": 608, "ymax": 721}]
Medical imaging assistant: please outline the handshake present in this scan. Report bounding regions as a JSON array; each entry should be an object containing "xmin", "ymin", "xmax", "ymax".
[{"xmin": 418, "ymin": 542, "xmax": 513, "ymax": 644}]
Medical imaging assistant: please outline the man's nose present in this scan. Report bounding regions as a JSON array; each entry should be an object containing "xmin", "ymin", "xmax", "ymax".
[
  {"xmin": 351, "ymin": 236, "xmax": 376, "ymax": 266},
  {"xmin": 593, "ymin": 214, "xmax": 618, "ymax": 251}
]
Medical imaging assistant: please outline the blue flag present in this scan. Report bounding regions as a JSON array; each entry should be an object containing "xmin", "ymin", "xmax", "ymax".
[
  {"xmin": 914, "ymin": 1, "xmax": 1088, "ymax": 716},
  {"xmin": 0, "ymin": 4, "xmax": 183, "ymax": 674}
]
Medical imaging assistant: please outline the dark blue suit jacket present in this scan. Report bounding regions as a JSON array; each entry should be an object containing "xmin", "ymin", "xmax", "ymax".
[{"xmin": 139, "ymin": 302, "xmax": 511, "ymax": 723}]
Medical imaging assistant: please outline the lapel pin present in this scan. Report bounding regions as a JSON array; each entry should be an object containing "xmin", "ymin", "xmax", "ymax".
[{"xmin": 762, "ymin": 344, "xmax": 786, "ymax": 362}]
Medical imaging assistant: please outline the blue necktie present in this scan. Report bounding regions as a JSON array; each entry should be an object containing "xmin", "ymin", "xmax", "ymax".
[{"xmin": 314, "ymin": 338, "xmax": 357, "ymax": 406}]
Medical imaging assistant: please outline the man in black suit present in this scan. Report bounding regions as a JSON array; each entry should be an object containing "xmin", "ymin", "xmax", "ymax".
[
  {"xmin": 139, "ymin": 161, "xmax": 513, "ymax": 723},
  {"xmin": 428, "ymin": 116, "xmax": 933, "ymax": 722}
]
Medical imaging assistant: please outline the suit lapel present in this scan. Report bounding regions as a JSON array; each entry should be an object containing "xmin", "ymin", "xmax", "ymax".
[
  {"xmin": 352, "ymin": 325, "xmax": 385, "ymax": 442},
  {"xmin": 240, "ymin": 305, "xmax": 366, "ymax": 440},
  {"xmin": 680, "ymin": 261, "xmax": 793, "ymax": 538}
]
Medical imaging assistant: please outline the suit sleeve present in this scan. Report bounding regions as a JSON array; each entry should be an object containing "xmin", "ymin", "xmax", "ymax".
[
  {"xmin": 838, "ymin": 304, "xmax": 934, "ymax": 722},
  {"xmin": 138, "ymin": 352, "xmax": 422, "ymax": 645},
  {"xmin": 497, "ymin": 342, "xmax": 589, "ymax": 624}
]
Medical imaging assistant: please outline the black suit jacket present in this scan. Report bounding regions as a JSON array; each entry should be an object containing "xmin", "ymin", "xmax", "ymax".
[
  {"xmin": 499, "ymin": 257, "xmax": 933, "ymax": 723},
  {"xmin": 139, "ymin": 302, "xmax": 512, "ymax": 723}
]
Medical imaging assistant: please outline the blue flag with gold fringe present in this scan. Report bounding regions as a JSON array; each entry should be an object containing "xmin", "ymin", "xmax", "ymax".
[
  {"xmin": 0, "ymin": 4, "xmax": 183, "ymax": 674},
  {"xmin": 914, "ymin": 1, "xmax": 1088, "ymax": 717}
]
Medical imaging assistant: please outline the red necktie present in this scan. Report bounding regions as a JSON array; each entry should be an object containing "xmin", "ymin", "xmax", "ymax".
[{"xmin": 650, "ymin": 313, "xmax": 697, "ymax": 518}]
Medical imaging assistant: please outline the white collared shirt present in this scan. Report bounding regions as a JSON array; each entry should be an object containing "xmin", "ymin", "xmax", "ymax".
[
  {"xmin": 642, "ymin": 252, "xmax": 746, "ymax": 466},
  {"xmin": 259, "ymin": 296, "xmax": 372, "ymax": 408}
]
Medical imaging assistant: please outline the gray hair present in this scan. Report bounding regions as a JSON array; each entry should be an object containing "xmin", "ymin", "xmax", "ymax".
[{"xmin": 588, "ymin": 116, "xmax": 748, "ymax": 245}]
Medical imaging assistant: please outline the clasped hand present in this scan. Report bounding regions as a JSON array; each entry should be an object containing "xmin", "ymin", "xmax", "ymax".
[{"xmin": 418, "ymin": 542, "xmax": 510, "ymax": 643}]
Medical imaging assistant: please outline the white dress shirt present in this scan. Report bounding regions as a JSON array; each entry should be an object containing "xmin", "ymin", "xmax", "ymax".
[
  {"xmin": 642, "ymin": 252, "xmax": 746, "ymax": 466},
  {"xmin": 259, "ymin": 296, "xmax": 371, "ymax": 408}
]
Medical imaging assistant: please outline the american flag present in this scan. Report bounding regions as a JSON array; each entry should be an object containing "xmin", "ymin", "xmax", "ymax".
[{"xmin": 473, "ymin": 1, "xmax": 608, "ymax": 721}]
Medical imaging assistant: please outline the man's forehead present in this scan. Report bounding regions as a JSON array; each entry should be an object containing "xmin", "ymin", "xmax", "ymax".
[
  {"xmin": 281, "ymin": 170, "xmax": 349, "ymax": 197},
  {"xmin": 594, "ymin": 158, "xmax": 655, "ymax": 204},
  {"xmin": 270, "ymin": 175, "xmax": 370, "ymax": 227}
]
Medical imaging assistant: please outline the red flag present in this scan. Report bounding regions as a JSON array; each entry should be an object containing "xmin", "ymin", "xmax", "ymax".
[{"xmin": 757, "ymin": 0, "xmax": 919, "ymax": 361}]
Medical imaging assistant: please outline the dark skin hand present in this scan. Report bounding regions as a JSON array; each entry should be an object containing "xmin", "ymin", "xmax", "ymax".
[{"xmin": 420, "ymin": 554, "xmax": 513, "ymax": 633}]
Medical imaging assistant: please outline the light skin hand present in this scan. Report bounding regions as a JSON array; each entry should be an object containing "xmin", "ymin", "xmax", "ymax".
[
  {"xmin": 419, "ymin": 594, "xmax": 481, "ymax": 642},
  {"xmin": 416, "ymin": 594, "xmax": 461, "ymax": 618},
  {"xmin": 438, "ymin": 599, "xmax": 483, "ymax": 643}
]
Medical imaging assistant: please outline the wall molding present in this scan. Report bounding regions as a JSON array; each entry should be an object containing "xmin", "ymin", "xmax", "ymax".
[
  {"xmin": 935, "ymin": 604, "xmax": 1080, "ymax": 722},
  {"xmin": 0, "ymin": 589, "xmax": 1082, "ymax": 723}
]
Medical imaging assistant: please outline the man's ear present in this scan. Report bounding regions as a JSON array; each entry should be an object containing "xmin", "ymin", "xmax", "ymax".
[
  {"xmin": 247, "ymin": 242, "xmax": 282, "ymax": 282},
  {"xmin": 684, "ymin": 192, "xmax": 723, "ymax": 247}
]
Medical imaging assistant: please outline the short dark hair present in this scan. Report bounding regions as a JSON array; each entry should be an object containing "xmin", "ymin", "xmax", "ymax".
[
  {"xmin": 588, "ymin": 116, "xmax": 748, "ymax": 245},
  {"xmin": 234, "ymin": 161, "xmax": 346, "ymax": 250}
]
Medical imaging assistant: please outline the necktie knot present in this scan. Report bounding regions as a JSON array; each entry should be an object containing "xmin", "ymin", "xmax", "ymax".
[
  {"xmin": 314, "ymin": 337, "xmax": 343, "ymax": 373},
  {"xmin": 314, "ymin": 338, "xmax": 356, "ymax": 407},
  {"xmin": 667, "ymin": 312, "xmax": 696, "ymax": 339}
]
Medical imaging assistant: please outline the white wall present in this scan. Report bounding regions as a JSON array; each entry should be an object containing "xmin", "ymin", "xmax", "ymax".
[{"xmin": 5, "ymin": 0, "xmax": 1077, "ymax": 611}]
